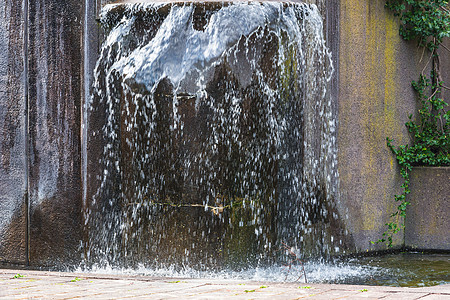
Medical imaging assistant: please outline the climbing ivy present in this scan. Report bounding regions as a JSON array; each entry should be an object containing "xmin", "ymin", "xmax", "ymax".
[
  {"xmin": 385, "ymin": 0, "xmax": 450, "ymax": 50},
  {"xmin": 374, "ymin": 0, "xmax": 450, "ymax": 247}
]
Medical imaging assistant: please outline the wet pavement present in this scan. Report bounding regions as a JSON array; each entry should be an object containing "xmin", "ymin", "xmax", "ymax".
[{"xmin": 1, "ymin": 269, "xmax": 449, "ymax": 299}]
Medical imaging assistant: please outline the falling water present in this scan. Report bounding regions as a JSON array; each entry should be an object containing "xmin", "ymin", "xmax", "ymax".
[{"xmin": 84, "ymin": 1, "xmax": 343, "ymax": 272}]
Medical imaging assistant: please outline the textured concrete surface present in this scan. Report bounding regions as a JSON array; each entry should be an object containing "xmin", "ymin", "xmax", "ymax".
[
  {"xmin": 0, "ymin": 0, "xmax": 84, "ymax": 267},
  {"xmin": 1, "ymin": 0, "xmax": 449, "ymax": 270},
  {"xmin": 26, "ymin": 0, "xmax": 84, "ymax": 267},
  {"xmin": 0, "ymin": 0, "xmax": 27, "ymax": 265},
  {"xmin": 1, "ymin": 269, "xmax": 449, "ymax": 300},
  {"xmin": 405, "ymin": 167, "xmax": 450, "ymax": 250},
  {"xmin": 337, "ymin": 0, "xmax": 431, "ymax": 252}
]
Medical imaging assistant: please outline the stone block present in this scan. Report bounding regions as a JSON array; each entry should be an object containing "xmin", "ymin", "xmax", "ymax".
[
  {"xmin": 26, "ymin": 0, "xmax": 83, "ymax": 267},
  {"xmin": 405, "ymin": 167, "xmax": 450, "ymax": 250},
  {"xmin": 84, "ymin": 2, "xmax": 349, "ymax": 269},
  {"xmin": 0, "ymin": 0, "xmax": 27, "ymax": 264}
]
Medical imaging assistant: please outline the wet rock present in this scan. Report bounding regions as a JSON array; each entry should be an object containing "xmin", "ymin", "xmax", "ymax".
[
  {"xmin": 0, "ymin": 0, "xmax": 27, "ymax": 264},
  {"xmin": 26, "ymin": 0, "xmax": 83, "ymax": 267},
  {"xmin": 85, "ymin": 2, "xmax": 344, "ymax": 269}
]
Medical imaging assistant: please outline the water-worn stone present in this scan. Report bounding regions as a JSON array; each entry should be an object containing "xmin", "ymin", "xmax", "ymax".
[
  {"xmin": 0, "ymin": 0, "xmax": 27, "ymax": 264},
  {"xmin": 84, "ymin": 1, "xmax": 351, "ymax": 269},
  {"xmin": 26, "ymin": 0, "xmax": 84, "ymax": 267}
]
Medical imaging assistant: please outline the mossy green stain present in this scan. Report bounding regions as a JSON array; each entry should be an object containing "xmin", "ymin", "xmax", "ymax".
[
  {"xmin": 339, "ymin": 0, "xmax": 408, "ymax": 239},
  {"xmin": 279, "ymin": 31, "xmax": 300, "ymax": 104}
]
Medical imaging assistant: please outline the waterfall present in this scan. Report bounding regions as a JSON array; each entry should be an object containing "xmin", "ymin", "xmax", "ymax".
[{"xmin": 84, "ymin": 1, "xmax": 340, "ymax": 271}]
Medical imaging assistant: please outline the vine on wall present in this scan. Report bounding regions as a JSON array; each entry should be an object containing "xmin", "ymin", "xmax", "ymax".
[{"xmin": 374, "ymin": 0, "xmax": 450, "ymax": 247}]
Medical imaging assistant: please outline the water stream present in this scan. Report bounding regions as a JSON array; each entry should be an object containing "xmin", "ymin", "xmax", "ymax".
[
  {"xmin": 85, "ymin": 1, "xmax": 341, "ymax": 271},
  {"xmin": 75, "ymin": 1, "xmax": 450, "ymax": 287}
]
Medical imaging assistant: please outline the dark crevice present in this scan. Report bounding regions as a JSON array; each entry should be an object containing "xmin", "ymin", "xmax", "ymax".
[
  {"xmin": 23, "ymin": 0, "xmax": 30, "ymax": 267},
  {"xmin": 192, "ymin": 6, "xmax": 218, "ymax": 31}
]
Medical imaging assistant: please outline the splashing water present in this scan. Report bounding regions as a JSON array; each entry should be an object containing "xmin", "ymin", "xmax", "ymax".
[
  {"xmin": 84, "ymin": 1, "xmax": 343, "ymax": 271},
  {"xmin": 80, "ymin": 260, "xmax": 380, "ymax": 284},
  {"xmin": 76, "ymin": 253, "xmax": 450, "ymax": 287}
]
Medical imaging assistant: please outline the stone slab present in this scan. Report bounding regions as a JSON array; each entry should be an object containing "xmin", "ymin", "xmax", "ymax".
[
  {"xmin": 0, "ymin": 0, "xmax": 27, "ymax": 264},
  {"xmin": 0, "ymin": 269, "xmax": 449, "ymax": 300},
  {"xmin": 26, "ymin": 0, "xmax": 83, "ymax": 267},
  {"xmin": 405, "ymin": 167, "xmax": 450, "ymax": 250}
]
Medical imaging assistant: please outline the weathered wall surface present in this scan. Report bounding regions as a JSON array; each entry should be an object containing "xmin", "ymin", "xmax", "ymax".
[
  {"xmin": 337, "ymin": 0, "xmax": 431, "ymax": 251},
  {"xmin": 26, "ymin": 0, "xmax": 83, "ymax": 267},
  {"xmin": 1, "ymin": 0, "xmax": 448, "ymax": 268},
  {"xmin": 0, "ymin": 0, "xmax": 27, "ymax": 265},
  {"xmin": 405, "ymin": 167, "xmax": 450, "ymax": 250},
  {"xmin": 0, "ymin": 0, "xmax": 84, "ymax": 267}
]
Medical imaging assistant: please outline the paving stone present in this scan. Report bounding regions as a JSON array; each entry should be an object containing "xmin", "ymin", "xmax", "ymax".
[
  {"xmin": 380, "ymin": 292, "xmax": 431, "ymax": 299},
  {"xmin": 0, "ymin": 269, "xmax": 449, "ymax": 299},
  {"xmin": 418, "ymin": 295, "xmax": 450, "ymax": 300}
]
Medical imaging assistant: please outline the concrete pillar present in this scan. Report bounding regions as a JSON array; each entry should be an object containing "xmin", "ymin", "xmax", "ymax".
[
  {"xmin": 0, "ymin": 0, "xmax": 28, "ymax": 265},
  {"xmin": 26, "ymin": 0, "xmax": 83, "ymax": 266}
]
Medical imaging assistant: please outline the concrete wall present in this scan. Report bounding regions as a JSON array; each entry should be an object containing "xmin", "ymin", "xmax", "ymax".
[
  {"xmin": 336, "ymin": 0, "xmax": 437, "ymax": 252},
  {"xmin": 0, "ymin": 0, "xmax": 27, "ymax": 265},
  {"xmin": 0, "ymin": 0, "xmax": 84, "ymax": 267},
  {"xmin": 0, "ymin": 0, "xmax": 448, "ymax": 268},
  {"xmin": 27, "ymin": 0, "xmax": 83, "ymax": 267},
  {"xmin": 405, "ymin": 167, "xmax": 450, "ymax": 250}
]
